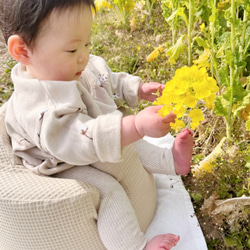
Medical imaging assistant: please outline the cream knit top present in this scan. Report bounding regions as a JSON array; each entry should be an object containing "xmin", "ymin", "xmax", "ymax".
[{"xmin": 5, "ymin": 55, "xmax": 142, "ymax": 175}]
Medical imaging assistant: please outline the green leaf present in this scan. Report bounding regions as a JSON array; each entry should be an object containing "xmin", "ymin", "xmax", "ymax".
[
  {"xmin": 246, "ymin": 120, "xmax": 250, "ymax": 132},
  {"xmin": 222, "ymin": 87, "xmax": 232, "ymax": 102},
  {"xmin": 190, "ymin": 193, "xmax": 203, "ymax": 202},
  {"xmin": 225, "ymin": 236, "xmax": 238, "ymax": 247},
  {"xmin": 247, "ymin": 238, "xmax": 250, "ymax": 248},
  {"xmin": 242, "ymin": 0, "xmax": 250, "ymax": 12},
  {"xmin": 193, "ymin": 37, "xmax": 209, "ymax": 49},
  {"xmin": 224, "ymin": 235, "xmax": 242, "ymax": 248},
  {"xmin": 166, "ymin": 8, "xmax": 179, "ymax": 25},
  {"xmin": 234, "ymin": 91, "xmax": 250, "ymax": 114},
  {"xmin": 175, "ymin": 7, "xmax": 188, "ymax": 26},
  {"xmin": 166, "ymin": 34, "xmax": 186, "ymax": 64},
  {"xmin": 232, "ymin": 77, "xmax": 247, "ymax": 104},
  {"xmin": 216, "ymin": 45, "xmax": 224, "ymax": 58},
  {"xmin": 217, "ymin": 32, "xmax": 231, "ymax": 50},
  {"xmin": 213, "ymin": 96, "xmax": 228, "ymax": 117},
  {"xmin": 217, "ymin": 66, "xmax": 229, "ymax": 87}
]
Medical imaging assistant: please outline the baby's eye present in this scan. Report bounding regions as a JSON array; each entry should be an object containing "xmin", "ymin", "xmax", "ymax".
[
  {"xmin": 85, "ymin": 42, "xmax": 91, "ymax": 47},
  {"xmin": 67, "ymin": 49, "xmax": 77, "ymax": 53}
]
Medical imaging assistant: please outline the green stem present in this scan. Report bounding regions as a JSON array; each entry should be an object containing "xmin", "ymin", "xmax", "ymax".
[
  {"xmin": 227, "ymin": 0, "xmax": 236, "ymax": 141},
  {"xmin": 188, "ymin": 0, "xmax": 194, "ymax": 66},
  {"xmin": 210, "ymin": 0, "xmax": 217, "ymax": 78},
  {"xmin": 239, "ymin": 9, "xmax": 248, "ymax": 77},
  {"xmin": 172, "ymin": 3, "xmax": 177, "ymax": 45}
]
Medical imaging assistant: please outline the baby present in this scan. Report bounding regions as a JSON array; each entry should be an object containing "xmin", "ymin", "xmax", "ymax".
[{"xmin": 1, "ymin": 0, "xmax": 193, "ymax": 249}]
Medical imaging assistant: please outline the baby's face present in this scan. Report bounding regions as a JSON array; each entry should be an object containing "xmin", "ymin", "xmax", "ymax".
[{"xmin": 26, "ymin": 4, "xmax": 92, "ymax": 81}]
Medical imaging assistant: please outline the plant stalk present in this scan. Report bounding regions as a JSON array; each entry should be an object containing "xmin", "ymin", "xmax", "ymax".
[
  {"xmin": 172, "ymin": 2, "xmax": 177, "ymax": 45},
  {"xmin": 210, "ymin": 0, "xmax": 217, "ymax": 78},
  {"xmin": 227, "ymin": 0, "xmax": 236, "ymax": 141},
  {"xmin": 188, "ymin": 0, "xmax": 194, "ymax": 66},
  {"xmin": 239, "ymin": 8, "xmax": 249, "ymax": 77}
]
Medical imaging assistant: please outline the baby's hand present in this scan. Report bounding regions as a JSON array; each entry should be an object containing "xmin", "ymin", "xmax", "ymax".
[
  {"xmin": 134, "ymin": 106, "xmax": 176, "ymax": 138},
  {"xmin": 138, "ymin": 82, "xmax": 164, "ymax": 102}
]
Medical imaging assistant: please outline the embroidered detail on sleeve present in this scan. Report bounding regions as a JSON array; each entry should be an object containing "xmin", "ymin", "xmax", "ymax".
[
  {"xmin": 97, "ymin": 73, "xmax": 108, "ymax": 87},
  {"xmin": 80, "ymin": 124, "xmax": 93, "ymax": 140},
  {"xmin": 38, "ymin": 108, "xmax": 48, "ymax": 121},
  {"xmin": 113, "ymin": 94, "xmax": 120, "ymax": 100},
  {"xmin": 77, "ymin": 107, "xmax": 83, "ymax": 113}
]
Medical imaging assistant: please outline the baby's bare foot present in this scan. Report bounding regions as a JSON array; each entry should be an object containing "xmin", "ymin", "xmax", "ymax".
[
  {"xmin": 172, "ymin": 128, "xmax": 193, "ymax": 175},
  {"xmin": 145, "ymin": 234, "xmax": 180, "ymax": 250}
]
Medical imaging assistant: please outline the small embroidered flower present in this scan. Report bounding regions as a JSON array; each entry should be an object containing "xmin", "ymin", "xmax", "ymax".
[
  {"xmin": 97, "ymin": 74, "xmax": 108, "ymax": 87},
  {"xmin": 77, "ymin": 107, "xmax": 83, "ymax": 113},
  {"xmin": 38, "ymin": 108, "xmax": 48, "ymax": 121},
  {"xmin": 80, "ymin": 124, "xmax": 93, "ymax": 140},
  {"xmin": 113, "ymin": 94, "xmax": 119, "ymax": 100}
]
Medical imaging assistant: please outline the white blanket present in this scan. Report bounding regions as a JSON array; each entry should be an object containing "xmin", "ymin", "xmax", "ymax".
[{"xmin": 144, "ymin": 134, "xmax": 208, "ymax": 250}]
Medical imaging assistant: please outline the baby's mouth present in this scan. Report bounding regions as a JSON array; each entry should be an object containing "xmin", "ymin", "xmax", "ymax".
[{"xmin": 76, "ymin": 71, "xmax": 82, "ymax": 76}]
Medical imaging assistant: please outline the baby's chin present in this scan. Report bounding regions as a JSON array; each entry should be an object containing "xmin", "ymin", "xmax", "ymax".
[
  {"xmin": 72, "ymin": 76, "xmax": 81, "ymax": 81},
  {"xmin": 72, "ymin": 72, "xmax": 82, "ymax": 81}
]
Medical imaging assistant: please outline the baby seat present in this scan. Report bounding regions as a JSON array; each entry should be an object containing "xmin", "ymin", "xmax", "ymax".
[
  {"xmin": 0, "ymin": 101, "xmax": 157, "ymax": 250},
  {"xmin": 0, "ymin": 102, "xmax": 208, "ymax": 250},
  {"xmin": 0, "ymin": 102, "xmax": 106, "ymax": 249}
]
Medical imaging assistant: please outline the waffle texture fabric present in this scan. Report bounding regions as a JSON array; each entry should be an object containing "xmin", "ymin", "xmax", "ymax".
[{"xmin": 0, "ymin": 103, "xmax": 106, "ymax": 250}]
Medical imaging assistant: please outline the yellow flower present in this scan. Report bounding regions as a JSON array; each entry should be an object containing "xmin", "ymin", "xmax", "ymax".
[
  {"xmin": 189, "ymin": 109, "xmax": 204, "ymax": 129},
  {"xmin": 174, "ymin": 106, "xmax": 186, "ymax": 118},
  {"xmin": 146, "ymin": 45, "xmax": 164, "ymax": 62},
  {"xmin": 156, "ymin": 65, "xmax": 218, "ymax": 132},
  {"xmin": 240, "ymin": 103, "xmax": 250, "ymax": 120},
  {"xmin": 158, "ymin": 104, "xmax": 174, "ymax": 117},
  {"xmin": 207, "ymin": 77, "xmax": 219, "ymax": 93},
  {"xmin": 217, "ymin": 0, "xmax": 229, "ymax": 11},
  {"xmin": 171, "ymin": 119, "xmax": 185, "ymax": 131},
  {"xmin": 183, "ymin": 93, "xmax": 197, "ymax": 108},
  {"xmin": 175, "ymin": 81, "xmax": 189, "ymax": 95},
  {"xmin": 193, "ymin": 49, "xmax": 211, "ymax": 69},
  {"xmin": 164, "ymin": 79, "xmax": 176, "ymax": 92},
  {"xmin": 193, "ymin": 81, "xmax": 211, "ymax": 99},
  {"xmin": 199, "ymin": 23, "xmax": 206, "ymax": 33},
  {"xmin": 246, "ymin": 120, "xmax": 250, "ymax": 132},
  {"xmin": 204, "ymin": 93, "xmax": 216, "ymax": 109},
  {"xmin": 95, "ymin": 0, "xmax": 113, "ymax": 11}
]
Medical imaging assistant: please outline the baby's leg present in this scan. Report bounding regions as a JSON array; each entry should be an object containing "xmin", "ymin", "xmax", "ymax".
[
  {"xmin": 55, "ymin": 166, "xmax": 148, "ymax": 250},
  {"xmin": 146, "ymin": 234, "xmax": 180, "ymax": 250},
  {"xmin": 172, "ymin": 128, "xmax": 193, "ymax": 175},
  {"xmin": 135, "ymin": 129, "xmax": 193, "ymax": 176}
]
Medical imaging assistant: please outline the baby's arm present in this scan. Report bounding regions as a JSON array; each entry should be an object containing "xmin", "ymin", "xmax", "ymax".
[{"xmin": 121, "ymin": 106, "xmax": 176, "ymax": 147}]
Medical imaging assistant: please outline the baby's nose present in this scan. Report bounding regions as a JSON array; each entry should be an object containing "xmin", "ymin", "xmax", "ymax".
[{"xmin": 78, "ymin": 56, "xmax": 85, "ymax": 64}]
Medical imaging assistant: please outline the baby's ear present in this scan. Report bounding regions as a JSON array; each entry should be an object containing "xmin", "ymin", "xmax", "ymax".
[{"xmin": 8, "ymin": 35, "xmax": 31, "ymax": 65}]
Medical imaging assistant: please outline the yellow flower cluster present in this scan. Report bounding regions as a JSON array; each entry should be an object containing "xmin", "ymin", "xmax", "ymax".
[
  {"xmin": 154, "ymin": 65, "xmax": 219, "ymax": 131},
  {"xmin": 94, "ymin": 0, "xmax": 113, "ymax": 11},
  {"xmin": 193, "ymin": 48, "xmax": 211, "ymax": 69},
  {"xmin": 146, "ymin": 45, "xmax": 164, "ymax": 62}
]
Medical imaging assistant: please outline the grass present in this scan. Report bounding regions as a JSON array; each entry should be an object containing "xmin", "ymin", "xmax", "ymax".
[
  {"xmin": 0, "ymin": 4, "xmax": 250, "ymax": 249},
  {"xmin": 91, "ymin": 7, "xmax": 250, "ymax": 250}
]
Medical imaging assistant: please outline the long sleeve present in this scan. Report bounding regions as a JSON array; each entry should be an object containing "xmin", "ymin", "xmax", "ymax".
[
  {"xmin": 40, "ymin": 106, "xmax": 123, "ymax": 165},
  {"xmin": 5, "ymin": 62, "xmax": 126, "ymax": 175},
  {"xmin": 85, "ymin": 55, "xmax": 142, "ymax": 108}
]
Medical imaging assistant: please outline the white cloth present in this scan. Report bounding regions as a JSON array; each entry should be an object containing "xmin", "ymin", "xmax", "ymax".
[{"xmin": 144, "ymin": 134, "xmax": 208, "ymax": 250}]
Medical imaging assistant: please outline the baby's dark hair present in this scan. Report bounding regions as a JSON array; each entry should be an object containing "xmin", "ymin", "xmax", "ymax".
[{"xmin": 0, "ymin": 0, "xmax": 95, "ymax": 48}]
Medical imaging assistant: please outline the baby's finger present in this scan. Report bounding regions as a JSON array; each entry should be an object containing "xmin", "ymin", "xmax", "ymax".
[{"xmin": 161, "ymin": 112, "xmax": 176, "ymax": 123}]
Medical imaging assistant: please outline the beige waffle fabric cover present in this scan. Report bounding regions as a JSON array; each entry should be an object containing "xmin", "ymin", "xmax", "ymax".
[
  {"xmin": 0, "ymin": 102, "xmax": 106, "ymax": 250},
  {"xmin": 0, "ymin": 102, "xmax": 157, "ymax": 250}
]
